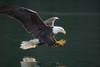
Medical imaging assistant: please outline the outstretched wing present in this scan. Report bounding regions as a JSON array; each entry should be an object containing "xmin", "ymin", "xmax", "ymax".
[
  {"xmin": 44, "ymin": 17, "xmax": 59, "ymax": 27},
  {"xmin": 0, "ymin": 5, "xmax": 58, "ymax": 46},
  {"xmin": 0, "ymin": 5, "xmax": 47, "ymax": 33}
]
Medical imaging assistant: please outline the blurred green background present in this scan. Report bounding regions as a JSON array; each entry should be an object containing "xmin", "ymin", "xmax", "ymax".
[{"xmin": 0, "ymin": 0, "xmax": 100, "ymax": 67}]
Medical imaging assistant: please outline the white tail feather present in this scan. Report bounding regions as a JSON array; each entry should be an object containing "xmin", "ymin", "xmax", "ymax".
[{"xmin": 20, "ymin": 39, "xmax": 39, "ymax": 50}]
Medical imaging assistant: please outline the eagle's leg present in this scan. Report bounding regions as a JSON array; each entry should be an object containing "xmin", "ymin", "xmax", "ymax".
[
  {"xmin": 37, "ymin": 43, "xmax": 45, "ymax": 46},
  {"xmin": 56, "ymin": 40, "xmax": 66, "ymax": 45}
]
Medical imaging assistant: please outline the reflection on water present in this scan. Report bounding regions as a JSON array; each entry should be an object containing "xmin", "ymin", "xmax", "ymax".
[
  {"xmin": 21, "ymin": 57, "xmax": 66, "ymax": 67},
  {"xmin": 21, "ymin": 57, "xmax": 39, "ymax": 67}
]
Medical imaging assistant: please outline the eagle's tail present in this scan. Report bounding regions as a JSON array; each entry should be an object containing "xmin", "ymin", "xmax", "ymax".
[{"xmin": 20, "ymin": 39, "xmax": 39, "ymax": 50}]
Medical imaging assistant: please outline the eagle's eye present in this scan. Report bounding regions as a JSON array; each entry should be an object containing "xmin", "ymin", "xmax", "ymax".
[{"xmin": 60, "ymin": 28, "xmax": 63, "ymax": 31}]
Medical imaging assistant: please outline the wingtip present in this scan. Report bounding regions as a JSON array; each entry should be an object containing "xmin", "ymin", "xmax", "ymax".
[{"xmin": 53, "ymin": 17, "xmax": 59, "ymax": 19}]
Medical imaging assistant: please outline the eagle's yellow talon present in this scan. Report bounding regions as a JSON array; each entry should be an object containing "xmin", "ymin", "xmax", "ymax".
[{"xmin": 56, "ymin": 40, "xmax": 66, "ymax": 45}]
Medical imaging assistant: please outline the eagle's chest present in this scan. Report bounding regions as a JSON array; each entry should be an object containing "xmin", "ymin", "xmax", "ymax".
[
  {"xmin": 33, "ymin": 27, "xmax": 52, "ymax": 38},
  {"xmin": 39, "ymin": 28, "xmax": 52, "ymax": 36}
]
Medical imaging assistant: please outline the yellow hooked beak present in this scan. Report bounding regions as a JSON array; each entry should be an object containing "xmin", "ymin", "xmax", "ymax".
[{"xmin": 61, "ymin": 30, "xmax": 66, "ymax": 35}]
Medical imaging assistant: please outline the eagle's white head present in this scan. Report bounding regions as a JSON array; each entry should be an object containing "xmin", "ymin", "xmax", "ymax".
[{"xmin": 52, "ymin": 26, "xmax": 66, "ymax": 34}]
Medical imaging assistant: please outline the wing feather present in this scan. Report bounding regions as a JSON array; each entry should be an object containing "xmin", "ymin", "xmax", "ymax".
[
  {"xmin": 44, "ymin": 17, "xmax": 59, "ymax": 27},
  {"xmin": 0, "ymin": 5, "xmax": 47, "ymax": 33}
]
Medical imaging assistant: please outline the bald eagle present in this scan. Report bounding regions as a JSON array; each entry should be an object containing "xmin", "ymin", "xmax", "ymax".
[{"xmin": 0, "ymin": 5, "xmax": 66, "ymax": 48}]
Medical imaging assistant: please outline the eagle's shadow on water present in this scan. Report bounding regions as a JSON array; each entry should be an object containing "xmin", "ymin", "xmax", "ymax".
[{"xmin": 20, "ymin": 57, "xmax": 66, "ymax": 67}]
